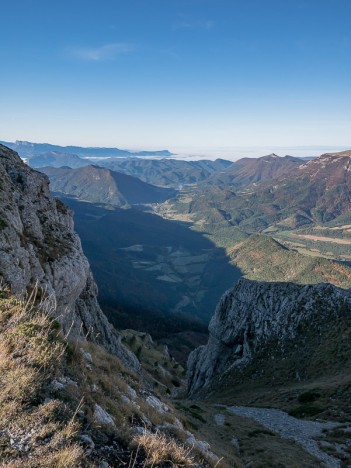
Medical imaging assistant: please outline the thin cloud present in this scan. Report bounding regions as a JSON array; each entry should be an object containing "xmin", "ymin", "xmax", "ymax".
[
  {"xmin": 173, "ymin": 20, "xmax": 215, "ymax": 31},
  {"xmin": 69, "ymin": 43, "xmax": 134, "ymax": 61}
]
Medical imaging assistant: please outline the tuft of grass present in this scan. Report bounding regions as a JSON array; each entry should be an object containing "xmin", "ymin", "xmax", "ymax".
[{"xmin": 132, "ymin": 431, "xmax": 195, "ymax": 467}]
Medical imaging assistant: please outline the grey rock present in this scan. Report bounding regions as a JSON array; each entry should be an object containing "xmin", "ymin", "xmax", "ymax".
[
  {"xmin": 80, "ymin": 434, "xmax": 95, "ymax": 455},
  {"xmin": 126, "ymin": 384, "xmax": 137, "ymax": 400},
  {"xmin": 93, "ymin": 404, "xmax": 115, "ymax": 426},
  {"xmin": 80, "ymin": 349, "xmax": 93, "ymax": 364},
  {"xmin": 231, "ymin": 436, "xmax": 240, "ymax": 453},
  {"xmin": 0, "ymin": 145, "xmax": 139, "ymax": 371},
  {"xmin": 185, "ymin": 435, "xmax": 219, "ymax": 464},
  {"xmin": 214, "ymin": 413, "xmax": 225, "ymax": 426},
  {"xmin": 133, "ymin": 426, "xmax": 151, "ymax": 436},
  {"xmin": 188, "ymin": 278, "xmax": 351, "ymax": 396},
  {"xmin": 120, "ymin": 394, "xmax": 132, "ymax": 406},
  {"xmin": 99, "ymin": 461, "xmax": 109, "ymax": 468},
  {"xmin": 146, "ymin": 395, "xmax": 169, "ymax": 414}
]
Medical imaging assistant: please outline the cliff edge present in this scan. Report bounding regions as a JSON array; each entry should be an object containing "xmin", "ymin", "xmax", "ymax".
[
  {"xmin": 0, "ymin": 144, "xmax": 138, "ymax": 370},
  {"xmin": 187, "ymin": 278, "xmax": 351, "ymax": 397}
]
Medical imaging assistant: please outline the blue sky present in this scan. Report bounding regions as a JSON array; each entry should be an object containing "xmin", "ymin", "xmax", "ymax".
[{"xmin": 1, "ymin": 0, "xmax": 351, "ymax": 153}]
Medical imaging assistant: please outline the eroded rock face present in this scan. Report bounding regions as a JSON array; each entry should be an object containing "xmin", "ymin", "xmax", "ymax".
[
  {"xmin": 0, "ymin": 144, "xmax": 139, "ymax": 370},
  {"xmin": 187, "ymin": 278, "xmax": 351, "ymax": 396}
]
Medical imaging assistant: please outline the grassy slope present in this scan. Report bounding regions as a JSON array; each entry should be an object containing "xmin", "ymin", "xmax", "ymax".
[
  {"xmin": 0, "ymin": 288, "xmax": 230, "ymax": 467},
  {"xmin": 176, "ymin": 401, "xmax": 321, "ymax": 467}
]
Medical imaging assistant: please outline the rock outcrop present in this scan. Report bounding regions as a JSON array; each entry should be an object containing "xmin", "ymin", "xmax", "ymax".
[
  {"xmin": 0, "ymin": 144, "xmax": 139, "ymax": 370},
  {"xmin": 187, "ymin": 278, "xmax": 351, "ymax": 396}
]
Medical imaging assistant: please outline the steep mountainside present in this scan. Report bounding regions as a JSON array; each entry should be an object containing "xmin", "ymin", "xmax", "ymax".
[
  {"xmin": 188, "ymin": 278, "xmax": 351, "ymax": 403},
  {"xmin": 0, "ymin": 144, "xmax": 137, "ymax": 368},
  {"xmin": 228, "ymin": 235, "xmax": 351, "ymax": 288},
  {"xmin": 103, "ymin": 158, "xmax": 232, "ymax": 187},
  {"xmin": 0, "ymin": 144, "xmax": 229, "ymax": 467},
  {"xmin": 40, "ymin": 165, "xmax": 176, "ymax": 206},
  {"xmin": 170, "ymin": 150, "xmax": 351, "ymax": 232},
  {"xmin": 208, "ymin": 154, "xmax": 304, "ymax": 187}
]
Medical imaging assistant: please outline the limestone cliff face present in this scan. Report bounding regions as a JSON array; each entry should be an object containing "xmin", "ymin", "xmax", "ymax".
[
  {"xmin": 187, "ymin": 278, "xmax": 351, "ymax": 396},
  {"xmin": 0, "ymin": 144, "xmax": 139, "ymax": 370}
]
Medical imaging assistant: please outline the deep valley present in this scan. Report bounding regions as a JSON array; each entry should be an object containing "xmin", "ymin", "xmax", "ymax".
[{"xmin": 2, "ymin": 142, "xmax": 351, "ymax": 467}]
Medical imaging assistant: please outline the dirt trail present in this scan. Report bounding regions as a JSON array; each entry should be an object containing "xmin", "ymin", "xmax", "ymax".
[{"xmin": 226, "ymin": 406, "xmax": 342, "ymax": 467}]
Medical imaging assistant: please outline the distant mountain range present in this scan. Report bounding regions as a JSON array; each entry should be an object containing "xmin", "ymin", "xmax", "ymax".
[
  {"xmin": 27, "ymin": 151, "xmax": 89, "ymax": 168},
  {"xmin": 102, "ymin": 158, "xmax": 232, "ymax": 187},
  {"xmin": 31, "ymin": 154, "xmax": 232, "ymax": 188},
  {"xmin": 0, "ymin": 140, "xmax": 173, "ymax": 158},
  {"xmin": 171, "ymin": 150, "xmax": 351, "ymax": 232},
  {"xmin": 40, "ymin": 165, "xmax": 176, "ymax": 207},
  {"xmin": 207, "ymin": 154, "xmax": 305, "ymax": 187}
]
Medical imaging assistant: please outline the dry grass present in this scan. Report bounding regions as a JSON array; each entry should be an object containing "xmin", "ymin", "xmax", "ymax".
[
  {"xmin": 0, "ymin": 288, "xmax": 83, "ymax": 466},
  {"xmin": 0, "ymin": 286, "xmax": 219, "ymax": 467},
  {"xmin": 0, "ymin": 445, "xmax": 84, "ymax": 468},
  {"xmin": 132, "ymin": 430, "xmax": 195, "ymax": 467}
]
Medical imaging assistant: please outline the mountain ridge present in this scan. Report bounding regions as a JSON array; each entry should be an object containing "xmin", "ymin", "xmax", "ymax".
[
  {"xmin": 39, "ymin": 165, "xmax": 176, "ymax": 206},
  {"xmin": 0, "ymin": 140, "xmax": 173, "ymax": 158},
  {"xmin": 170, "ymin": 149, "xmax": 351, "ymax": 232},
  {"xmin": 187, "ymin": 278, "xmax": 351, "ymax": 400},
  {"xmin": 207, "ymin": 154, "xmax": 304, "ymax": 187}
]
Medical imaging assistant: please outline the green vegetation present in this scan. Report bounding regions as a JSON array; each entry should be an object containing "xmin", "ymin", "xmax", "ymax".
[
  {"xmin": 298, "ymin": 391, "xmax": 321, "ymax": 403},
  {"xmin": 288, "ymin": 405, "xmax": 325, "ymax": 418},
  {"xmin": 206, "ymin": 306, "xmax": 351, "ymax": 423},
  {"xmin": 228, "ymin": 234, "xmax": 351, "ymax": 288},
  {"xmin": 247, "ymin": 429, "xmax": 276, "ymax": 437}
]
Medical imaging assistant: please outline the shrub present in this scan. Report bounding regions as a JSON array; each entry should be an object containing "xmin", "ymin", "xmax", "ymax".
[{"xmin": 297, "ymin": 391, "xmax": 321, "ymax": 403}]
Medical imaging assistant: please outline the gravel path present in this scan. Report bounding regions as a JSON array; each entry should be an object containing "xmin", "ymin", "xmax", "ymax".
[{"xmin": 227, "ymin": 406, "xmax": 341, "ymax": 468}]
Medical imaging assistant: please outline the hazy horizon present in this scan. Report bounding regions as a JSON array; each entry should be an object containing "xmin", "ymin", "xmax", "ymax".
[{"xmin": 2, "ymin": 139, "xmax": 350, "ymax": 161}]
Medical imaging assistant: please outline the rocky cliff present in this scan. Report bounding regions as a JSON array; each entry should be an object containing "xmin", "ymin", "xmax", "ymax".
[
  {"xmin": 0, "ymin": 144, "xmax": 138, "ymax": 370},
  {"xmin": 187, "ymin": 278, "xmax": 351, "ymax": 397}
]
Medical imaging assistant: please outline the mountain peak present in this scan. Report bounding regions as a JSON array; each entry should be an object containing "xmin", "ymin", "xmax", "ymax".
[{"xmin": 266, "ymin": 153, "xmax": 279, "ymax": 158}]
